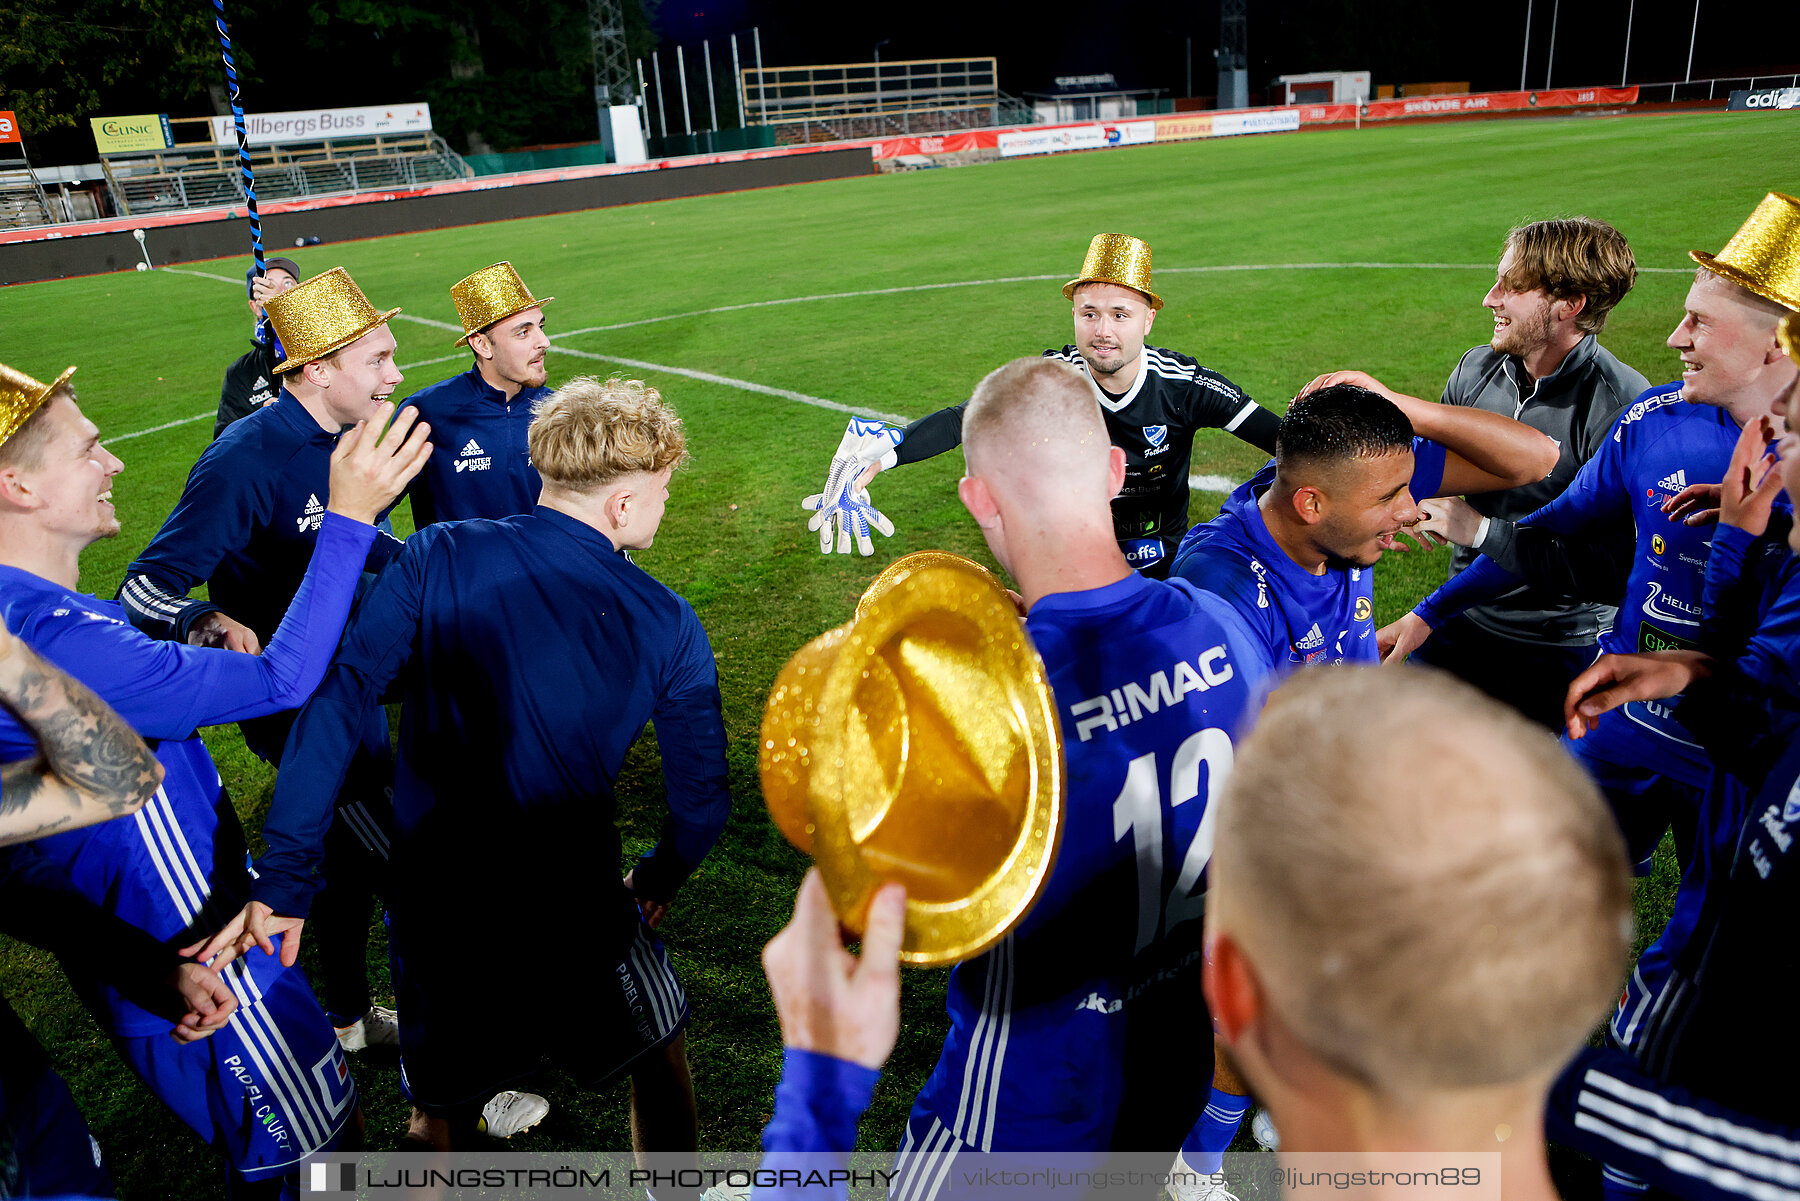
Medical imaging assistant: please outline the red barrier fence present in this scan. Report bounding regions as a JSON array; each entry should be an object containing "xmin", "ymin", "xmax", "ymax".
[{"xmin": 1294, "ymin": 86, "xmax": 1640, "ymax": 125}]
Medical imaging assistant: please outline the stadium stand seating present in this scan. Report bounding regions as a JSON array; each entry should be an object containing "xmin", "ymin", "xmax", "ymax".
[
  {"xmin": 0, "ymin": 166, "xmax": 55, "ymax": 229},
  {"xmin": 741, "ymin": 57, "xmax": 1039, "ymax": 144},
  {"xmin": 99, "ymin": 132, "xmax": 473, "ymax": 217}
]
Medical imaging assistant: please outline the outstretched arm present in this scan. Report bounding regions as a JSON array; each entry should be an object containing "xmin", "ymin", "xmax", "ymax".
[
  {"xmin": 1300, "ymin": 369, "xmax": 1558, "ymax": 494},
  {"xmin": 0, "ymin": 626, "xmax": 162, "ymax": 845}
]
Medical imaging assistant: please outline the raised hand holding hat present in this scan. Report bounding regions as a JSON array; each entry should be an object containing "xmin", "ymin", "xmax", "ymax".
[{"xmin": 760, "ymin": 552, "xmax": 1065, "ymax": 966}]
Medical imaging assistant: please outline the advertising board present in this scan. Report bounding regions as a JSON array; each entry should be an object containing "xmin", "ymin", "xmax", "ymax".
[{"xmin": 206, "ymin": 104, "xmax": 433, "ymax": 147}]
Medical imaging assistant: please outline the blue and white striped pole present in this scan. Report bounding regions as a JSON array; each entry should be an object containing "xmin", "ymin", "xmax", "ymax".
[{"xmin": 212, "ymin": 0, "xmax": 263, "ymax": 279}]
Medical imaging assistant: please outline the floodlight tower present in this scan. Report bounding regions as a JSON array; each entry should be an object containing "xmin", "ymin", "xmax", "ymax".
[
  {"xmin": 590, "ymin": 0, "xmax": 637, "ymax": 152},
  {"xmin": 1217, "ymin": 0, "xmax": 1248, "ymax": 110}
]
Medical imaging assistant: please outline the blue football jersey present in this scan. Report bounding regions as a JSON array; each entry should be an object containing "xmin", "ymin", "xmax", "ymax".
[
  {"xmin": 1169, "ymin": 438, "xmax": 1448, "ymax": 671},
  {"xmin": 1423, "ymin": 386, "xmax": 1738, "ymax": 788},
  {"xmin": 906, "ymin": 572, "xmax": 1272, "ymax": 1151},
  {"xmin": 0, "ymin": 571, "xmax": 315, "ymax": 1036}
]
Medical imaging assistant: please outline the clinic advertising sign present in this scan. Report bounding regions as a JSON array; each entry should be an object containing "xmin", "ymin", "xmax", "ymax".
[
  {"xmin": 206, "ymin": 104, "xmax": 433, "ymax": 146},
  {"xmin": 91, "ymin": 114, "xmax": 174, "ymax": 154}
]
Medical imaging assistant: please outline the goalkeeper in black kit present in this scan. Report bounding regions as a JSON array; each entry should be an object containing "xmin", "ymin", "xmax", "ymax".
[{"xmin": 802, "ymin": 234, "xmax": 1280, "ymax": 578}]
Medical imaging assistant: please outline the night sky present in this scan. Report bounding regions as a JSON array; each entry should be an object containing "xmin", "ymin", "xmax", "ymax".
[{"xmin": 652, "ymin": 1, "xmax": 1796, "ymax": 101}]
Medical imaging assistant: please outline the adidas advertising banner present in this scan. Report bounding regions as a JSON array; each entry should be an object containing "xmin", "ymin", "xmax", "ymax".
[
  {"xmin": 206, "ymin": 104, "xmax": 433, "ymax": 147},
  {"xmin": 298, "ymin": 1151, "xmax": 1500, "ymax": 1198},
  {"xmin": 1729, "ymin": 87, "xmax": 1800, "ymax": 111}
]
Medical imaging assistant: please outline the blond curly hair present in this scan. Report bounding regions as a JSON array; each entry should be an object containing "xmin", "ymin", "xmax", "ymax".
[{"xmin": 528, "ymin": 375, "xmax": 687, "ymax": 491}]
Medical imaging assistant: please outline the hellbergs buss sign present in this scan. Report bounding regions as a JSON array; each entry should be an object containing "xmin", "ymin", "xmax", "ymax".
[{"xmin": 207, "ymin": 104, "xmax": 433, "ymax": 146}]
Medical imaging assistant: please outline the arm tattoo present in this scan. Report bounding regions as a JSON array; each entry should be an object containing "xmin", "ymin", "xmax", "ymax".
[{"xmin": 0, "ymin": 639, "xmax": 162, "ymax": 836}]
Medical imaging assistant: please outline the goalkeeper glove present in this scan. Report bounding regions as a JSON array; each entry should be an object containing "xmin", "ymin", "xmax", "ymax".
[{"xmin": 802, "ymin": 417, "xmax": 903, "ymax": 556}]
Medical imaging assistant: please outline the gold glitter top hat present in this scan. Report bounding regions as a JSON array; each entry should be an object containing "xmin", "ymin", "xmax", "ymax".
[
  {"xmin": 0, "ymin": 362, "xmax": 76, "ymax": 452},
  {"xmin": 450, "ymin": 262, "xmax": 555, "ymax": 347},
  {"xmin": 264, "ymin": 267, "xmax": 402, "ymax": 374},
  {"xmin": 760, "ymin": 551, "xmax": 1065, "ymax": 967},
  {"xmin": 1063, "ymin": 232, "xmax": 1163, "ymax": 310},
  {"xmin": 1691, "ymin": 192, "xmax": 1800, "ymax": 313},
  {"xmin": 1780, "ymin": 312, "xmax": 1799, "ymax": 368}
]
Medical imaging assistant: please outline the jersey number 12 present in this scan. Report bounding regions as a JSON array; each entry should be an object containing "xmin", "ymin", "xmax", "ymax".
[{"xmin": 1112, "ymin": 728, "xmax": 1234, "ymax": 955}]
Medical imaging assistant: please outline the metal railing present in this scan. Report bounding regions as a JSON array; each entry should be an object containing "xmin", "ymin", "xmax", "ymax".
[
  {"xmin": 100, "ymin": 132, "xmax": 473, "ymax": 216},
  {"xmin": 739, "ymin": 57, "xmax": 1039, "ymax": 143},
  {"xmin": 0, "ymin": 168, "xmax": 55, "ymax": 229},
  {"xmin": 1633, "ymin": 74, "xmax": 1799, "ymax": 102}
]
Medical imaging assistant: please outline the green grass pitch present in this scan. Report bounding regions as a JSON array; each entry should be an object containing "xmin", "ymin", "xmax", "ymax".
[{"xmin": 2, "ymin": 109, "xmax": 1794, "ymax": 1196}]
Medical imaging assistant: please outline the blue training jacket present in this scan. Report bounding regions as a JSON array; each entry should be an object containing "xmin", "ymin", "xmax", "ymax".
[
  {"xmin": 253, "ymin": 506, "xmax": 731, "ymax": 929},
  {"xmin": 398, "ymin": 363, "xmax": 548, "ymax": 528},
  {"xmin": 120, "ymin": 390, "xmax": 404, "ymax": 645}
]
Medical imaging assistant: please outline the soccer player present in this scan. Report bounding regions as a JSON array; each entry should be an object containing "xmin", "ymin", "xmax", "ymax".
[
  {"xmin": 196, "ymin": 376, "xmax": 732, "ymax": 1154},
  {"xmin": 214, "ymin": 256, "xmax": 303, "ymax": 440},
  {"xmin": 1168, "ymin": 381, "xmax": 1558, "ymax": 672},
  {"xmin": 2, "ymin": 606, "xmax": 161, "ymax": 1197},
  {"xmin": 398, "ymin": 261, "xmax": 554, "ymax": 526},
  {"xmin": 1381, "ymin": 195, "xmax": 1800, "ymax": 880},
  {"xmin": 1541, "ymin": 330, "xmax": 1800, "ymax": 1198},
  {"xmin": 0, "ymin": 355, "xmax": 430, "ymax": 1195},
  {"xmin": 806, "ymin": 233, "xmax": 1283, "ymax": 577},
  {"xmin": 120, "ymin": 266, "xmax": 413, "ymax": 1058},
  {"xmin": 747, "ymin": 668, "xmax": 1631, "ymax": 1201},
  {"xmin": 1204, "ymin": 668, "xmax": 1631, "ymax": 1198},
  {"xmin": 1312, "ymin": 218, "xmax": 1648, "ymax": 729},
  {"xmin": 879, "ymin": 356, "xmax": 1272, "ymax": 1195}
]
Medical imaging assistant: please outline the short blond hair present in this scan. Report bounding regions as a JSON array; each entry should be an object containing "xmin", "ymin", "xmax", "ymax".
[
  {"xmin": 528, "ymin": 375, "xmax": 687, "ymax": 491},
  {"xmin": 1211, "ymin": 666, "xmax": 1631, "ymax": 1094}
]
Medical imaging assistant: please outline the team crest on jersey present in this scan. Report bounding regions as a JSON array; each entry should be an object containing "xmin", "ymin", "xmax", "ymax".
[
  {"xmin": 1785, "ymin": 777, "xmax": 1800, "ymax": 824},
  {"xmin": 1652, "ymin": 534, "xmax": 1666, "ymax": 556},
  {"xmin": 1143, "ymin": 424, "xmax": 1169, "ymax": 456},
  {"xmin": 1354, "ymin": 596, "xmax": 1373, "ymax": 622}
]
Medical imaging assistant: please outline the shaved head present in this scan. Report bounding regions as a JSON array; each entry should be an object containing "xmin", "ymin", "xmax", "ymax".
[
  {"xmin": 963, "ymin": 357, "xmax": 1113, "ymax": 512},
  {"xmin": 1211, "ymin": 666, "xmax": 1632, "ymax": 1095}
]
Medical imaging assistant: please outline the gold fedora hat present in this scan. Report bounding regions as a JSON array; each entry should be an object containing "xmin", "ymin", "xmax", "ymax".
[
  {"xmin": 1691, "ymin": 192, "xmax": 1800, "ymax": 312},
  {"xmin": 264, "ymin": 267, "xmax": 402, "ymax": 375},
  {"xmin": 1063, "ymin": 232, "xmax": 1163, "ymax": 311},
  {"xmin": 761, "ymin": 552, "xmax": 1065, "ymax": 966},
  {"xmin": 450, "ymin": 262, "xmax": 555, "ymax": 347},
  {"xmin": 0, "ymin": 362, "xmax": 77, "ymax": 452},
  {"xmin": 1781, "ymin": 312, "xmax": 1799, "ymax": 368}
]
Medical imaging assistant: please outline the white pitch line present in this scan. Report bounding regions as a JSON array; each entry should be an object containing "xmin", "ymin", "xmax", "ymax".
[
  {"xmin": 159, "ymin": 266, "xmax": 245, "ymax": 285},
  {"xmin": 545, "ymin": 344, "xmax": 913, "ymax": 425},
  {"xmin": 1190, "ymin": 474, "xmax": 1237, "ymax": 493},
  {"xmin": 381, "ymin": 312, "xmax": 913, "ymax": 423},
  {"xmin": 103, "ymin": 411, "xmax": 213, "ymax": 444}
]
